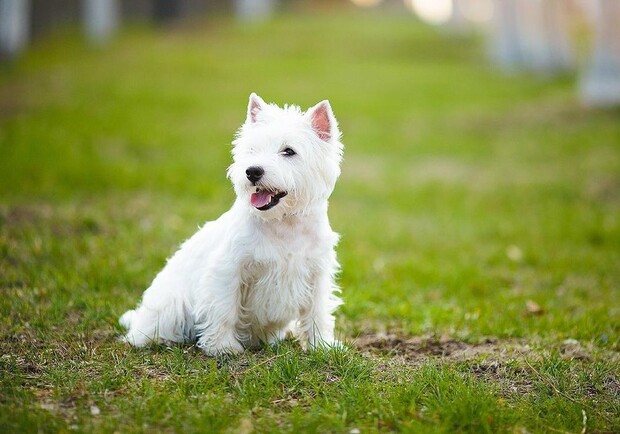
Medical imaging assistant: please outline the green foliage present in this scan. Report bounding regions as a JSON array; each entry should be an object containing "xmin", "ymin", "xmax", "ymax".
[{"xmin": 1, "ymin": 10, "xmax": 619, "ymax": 433}]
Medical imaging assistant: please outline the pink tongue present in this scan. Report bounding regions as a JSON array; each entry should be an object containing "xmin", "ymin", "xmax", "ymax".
[{"xmin": 251, "ymin": 191, "xmax": 273, "ymax": 208}]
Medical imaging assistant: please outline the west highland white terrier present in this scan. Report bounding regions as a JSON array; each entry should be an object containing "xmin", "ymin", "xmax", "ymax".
[{"xmin": 119, "ymin": 93, "xmax": 344, "ymax": 355}]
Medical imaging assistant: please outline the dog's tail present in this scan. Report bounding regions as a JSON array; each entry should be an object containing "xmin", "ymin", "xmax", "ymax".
[{"xmin": 119, "ymin": 309, "xmax": 136, "ymax": 330}]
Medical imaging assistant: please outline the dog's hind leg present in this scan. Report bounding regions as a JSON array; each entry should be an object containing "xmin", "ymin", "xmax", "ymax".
[
  {"xmin": 120, "ymin": 296, "xmax": 191, "ymax": 347},
  {"xmin": 193, "ymin": 263, "xmax": 245, "ymax": 356}
]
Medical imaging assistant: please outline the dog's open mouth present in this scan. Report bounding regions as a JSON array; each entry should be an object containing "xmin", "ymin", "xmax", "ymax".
[{"xmin": 251, "ymin": 189, "xmax": 288, "ymax": 211}]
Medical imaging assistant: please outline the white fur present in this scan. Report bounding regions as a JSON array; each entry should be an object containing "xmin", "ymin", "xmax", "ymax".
[{"xmin": 119, "ymin": 93, "xmax": 344, "ymax": 356}]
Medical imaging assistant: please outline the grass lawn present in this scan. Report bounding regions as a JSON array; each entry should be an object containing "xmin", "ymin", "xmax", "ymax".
[{"xmin": 1, "ymin": 9, "xmax": 619, "ymax": 433}]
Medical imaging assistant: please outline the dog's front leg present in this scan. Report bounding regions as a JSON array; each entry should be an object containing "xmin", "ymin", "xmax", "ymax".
[
  {"xmin": 194, "ymin": 266, "xmax": 244, "ymax": 356},
  {"xmin": 299, "ymin": 271, "xmax": 341, "ymax": 350}
]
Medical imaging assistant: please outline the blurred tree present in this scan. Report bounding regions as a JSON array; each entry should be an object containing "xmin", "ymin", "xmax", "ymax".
[
  {"xmin": 489, "ymin": 0, "xmax": 522, "ymax": 69},
  {"xmin": 580, "ymin": 0, "xmax": 620, "ymax": 106},
  {"xmin": 517, "ymin": 0, "xmax": 573, "ymax": 73},
  {"xmin": 0, "ymin": 0, "xmax": 30, "ymax": 61},
  {"xmin": 489, "ymin": 0, "xmax": 573, "ymax": 73},
  {"xmin": 235, "ymin": 0, "xmax": 277, "ymax": 22},
  {"xmin": 83, "ymin": 0, "xmax": 119, "ymax": 46}
]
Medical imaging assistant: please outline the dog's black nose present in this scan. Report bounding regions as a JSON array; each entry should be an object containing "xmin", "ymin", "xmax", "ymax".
[{"xmin": 246, "ymin": 166, "xmax": 264, "ymax": 184}]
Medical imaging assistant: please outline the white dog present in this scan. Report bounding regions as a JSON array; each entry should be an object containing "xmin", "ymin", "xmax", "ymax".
[{"xmin": 119, "ymin": 93, "xmax": 344, "ymax": 355}]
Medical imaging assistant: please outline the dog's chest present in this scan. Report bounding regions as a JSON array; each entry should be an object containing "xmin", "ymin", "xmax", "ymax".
[
  {"xmin": 240, "ymin": 225, "xmax": 324, "ymax": 326},
  {"xmin": 242, "ymin": 257, "xmax": 314, "ymax": 323}
]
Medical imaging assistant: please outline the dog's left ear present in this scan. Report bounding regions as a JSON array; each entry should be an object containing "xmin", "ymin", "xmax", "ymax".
[
  {"xmin": 306, "ymin": 100, "xmax": 339, "ymax": 142},
  {"xmin": 247, "ymin": 93, "xmax": 266, "ymax": 123}
]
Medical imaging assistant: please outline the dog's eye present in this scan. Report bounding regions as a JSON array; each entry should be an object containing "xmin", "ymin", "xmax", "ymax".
[{"xmin": 280, "ymin": 147, "xmax": 296, "ymax": 157}]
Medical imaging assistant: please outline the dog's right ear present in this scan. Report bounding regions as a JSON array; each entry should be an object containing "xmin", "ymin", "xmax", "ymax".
[{"xmin": 247, "ymin": 93, "xmax": 265, "ymax": 123}]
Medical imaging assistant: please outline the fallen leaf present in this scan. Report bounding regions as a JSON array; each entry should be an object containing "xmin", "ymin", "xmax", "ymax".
[
  {"xmin": 506, "ymin": 245, "xmax": 523, "ymax": 262},
  {"xmin": 525, "ymin": 300, "xmax": 544, "ymax": 315}
]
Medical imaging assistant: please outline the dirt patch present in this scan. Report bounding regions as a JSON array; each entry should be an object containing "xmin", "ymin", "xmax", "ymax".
[
  {"xmin": 354, "ymin": 333, "xmax": 620, "ymax": 399},
  {"xmin": 355, "ymin": 332, "xmax": 541, "ymax": 396},
  {"xmin": 355, "ymin": 333, "xmax": 534, "ymax": 397},
  {"xmin": 354, "ymin": 332, "xmax": 531, "ymax": 363}
]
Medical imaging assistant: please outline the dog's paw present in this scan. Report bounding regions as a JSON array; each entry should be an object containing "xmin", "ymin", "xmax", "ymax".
[
  {"xmin": 121, "ymin": 331, "xmax": 152, "ymax": 348},
  {"xmin": 198, "ymin": 338, "xmax": 244, "ymax": 357}
]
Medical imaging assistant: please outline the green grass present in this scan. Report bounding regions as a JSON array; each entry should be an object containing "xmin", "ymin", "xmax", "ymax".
[{"xmin": 1, "ymin": 9, "xmax": 619, "ymax": 433}]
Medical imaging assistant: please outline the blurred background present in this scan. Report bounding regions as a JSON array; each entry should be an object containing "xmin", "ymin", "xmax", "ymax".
[{"xmin": 1, "ymin": 0, "xmax": 619, "ymax": 106}]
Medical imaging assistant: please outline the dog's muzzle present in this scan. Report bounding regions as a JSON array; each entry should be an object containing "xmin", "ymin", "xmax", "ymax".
[{"xmin": 251, "ymin": 189, "xmax": 288, "ymax": 211}]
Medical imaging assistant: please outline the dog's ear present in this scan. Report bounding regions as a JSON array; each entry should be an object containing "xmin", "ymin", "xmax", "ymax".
[
  {"xmin": 306, "ymin": 100, "xmax": 338, "ymax": 142},
  {"xmin": 247, "ymin": 93, "xmax": 265, "ymax": 123}
]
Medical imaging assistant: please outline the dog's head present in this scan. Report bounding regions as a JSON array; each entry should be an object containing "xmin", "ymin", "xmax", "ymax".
[{"xmin": 228, "ymin": 93, "xmax": 344, "ymax": 219}]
